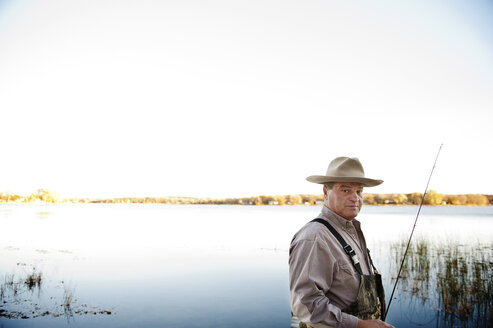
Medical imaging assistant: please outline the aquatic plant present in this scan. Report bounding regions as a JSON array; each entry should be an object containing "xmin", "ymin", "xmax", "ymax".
[
  {"xmin": 0, "ymin": 269, "xmax": 114, "ymax": 319},
  {"xmin": 436, "ymin": 248, "xmax": 492, "ymax": 327},
  {"xmin": 25, "ymin": 269, "xmax": 42, "ymax": 291},
  {"xmin": 388, "ymin": 239, "xmax": 493, "ymax": 327},
  {"xmin": 63, "ymin": 284, "xmax": 74, "ymax": 316}
]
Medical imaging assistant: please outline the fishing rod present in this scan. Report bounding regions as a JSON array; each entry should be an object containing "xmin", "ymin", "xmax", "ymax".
[{"xmin": 383, "ymin": 144, "xmax": 443, "ymax": 320}]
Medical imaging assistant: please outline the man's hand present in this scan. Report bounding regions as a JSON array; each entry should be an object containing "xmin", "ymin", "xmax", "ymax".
[{"xmin": 357, "ymin": 319, "xmax": 395, "ymax": 328}]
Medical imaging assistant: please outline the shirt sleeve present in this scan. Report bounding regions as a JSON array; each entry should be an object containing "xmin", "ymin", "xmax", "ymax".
[{"xmin": 289, "ymin": 238, "xmax": 359, "ymax": 328}]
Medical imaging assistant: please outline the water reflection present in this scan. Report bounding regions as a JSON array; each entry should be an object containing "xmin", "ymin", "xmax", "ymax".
[
  {"xmin": 37, "ymin": 211, "xmax": 52, "ymax": 219},
  {"xmin": 389, "ymin": 238, "xmax": 493, "ymax": 327}
]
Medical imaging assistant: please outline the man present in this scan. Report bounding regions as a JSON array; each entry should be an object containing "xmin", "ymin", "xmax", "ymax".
[{"xmin": 289, "ymin": 157, "xmax": 394, "ymax": 328}]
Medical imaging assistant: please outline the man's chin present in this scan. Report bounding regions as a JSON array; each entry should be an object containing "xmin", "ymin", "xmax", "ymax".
[{"xmin": 344, "ymin": 208, "xmax": 360, "ymax": 219}]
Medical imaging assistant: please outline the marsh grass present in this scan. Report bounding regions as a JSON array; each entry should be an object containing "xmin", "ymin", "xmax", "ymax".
[
  {"xmin": 25, "ymin": 269, "xmax": 42, "ymax": 291},
  {"xmin": 436, "ymin": 251, "xmax": 493, "ymax": 327},
  {"xmin": 0, "ymin": 269, "xmax": 43, "ymax": 319},
  {"xmin": 1, "ymin": 274, "xmax": 14, "ymax": 300},
  {"xmin": 0, "ymin": 270, "xmax": 36, "ymax": 300},
  {"xmin": 62, "ymin": 283, "xmax": 75, "ymax": 316},
  {"xmin": 0, "ymin": 269, "xmax": 113, "ymax": 319},
  {"xmin": 389, "ymin": 238, "xmax": 493, "ymax": 327}
]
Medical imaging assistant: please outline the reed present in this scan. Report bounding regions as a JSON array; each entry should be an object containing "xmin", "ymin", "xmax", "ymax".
[
  {"xmin": 389, "ymin": 238, "xmax": 492, "ymax": 326},
  {"xmin": 62, "ymin": 284, "xmax": 75, "ymax": 316},
  {"xmin": 25, "ymin": 269, "xmax": 42, "ymax": 290},
  {"xmin": 1, "ymin": 273, "xmax": 17, "ymax": 297},
  {"xmin": 0, "ymin": 270, "xmax": 112, "ymax": 319}
]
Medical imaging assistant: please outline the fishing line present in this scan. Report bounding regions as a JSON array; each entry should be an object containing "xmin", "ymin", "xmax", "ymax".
[{"xmin": 383, "ymin": 144, "xmax": 443, "ymax": 320}]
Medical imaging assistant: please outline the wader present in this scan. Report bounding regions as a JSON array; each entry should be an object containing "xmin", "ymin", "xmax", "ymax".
[{"xmin": 298, "ymin": 219, "xmax": 386, "ymax": 328}]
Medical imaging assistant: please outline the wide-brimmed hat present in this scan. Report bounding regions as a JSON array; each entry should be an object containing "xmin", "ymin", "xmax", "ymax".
[{"xmin": 306, "ymin": 157, "xmax": 383, "ymax": 187}]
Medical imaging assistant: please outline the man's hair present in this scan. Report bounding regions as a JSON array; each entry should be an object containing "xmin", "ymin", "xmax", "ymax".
[{"xmin": 324, "ymin": 182, "xmax": 334, "ymax": 190}]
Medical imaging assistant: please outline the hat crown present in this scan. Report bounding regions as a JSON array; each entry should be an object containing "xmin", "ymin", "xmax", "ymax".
[
  {"xmin": 326, "ymin": 157, "xmax": 365, "ymax": 178},
  {"xmin": 306, "ymin": 156, "xmax": 383, "ymax": 187}
]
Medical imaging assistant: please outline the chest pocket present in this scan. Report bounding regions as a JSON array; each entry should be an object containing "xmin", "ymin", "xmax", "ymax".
[{"xmin": 338, "ymin": 261, "xmax": 358, "ymax": 276}]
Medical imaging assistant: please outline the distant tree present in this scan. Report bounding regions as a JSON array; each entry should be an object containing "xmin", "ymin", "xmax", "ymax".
[
  {"xmin": 288, "ymin": 195, "xmax": 302, "ymax": 205},
  {"xmin": 274, "ymin": 195, "xmax": 286, "ymax": 205},
  {"xmin": 423, "ymin": 190, "xmax": 443, "ymax": 205},
  {"xmin": 443, "ymin": 194, "xmax": 467, "ymax": 205},
  {"xmin": 364, "ymin": 194, "xmax": 376, "ymax": 205},
  {"xmin": 36, "ymin": 189, "xmax": 60, "ymax": 203},
  {"xmin": 1, "ymin": 192, "xmax": 21, "ymax": 202},
  {"xmin": 373, "ymin": 194, "xmax": 386, "ymax": 205},
  {"xmin": 465, "ymin": 194, "xmax": 489, "ymax": 206},
  {"xmin": 391, "ymin": 194, "xmax": 407, "ymax": 205},
  {"xmin": 406, "ymin": 193, "xmax": 423, "ymax": 205},
  {"xmin": 253, "ymin": 196, "xmax": 268, "ymax": 205}
]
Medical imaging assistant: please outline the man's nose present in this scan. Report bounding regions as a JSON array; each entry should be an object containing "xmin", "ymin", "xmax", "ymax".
[{"xmin": 349, "ymin": 192, "xmax": 359, "ymax": 201}]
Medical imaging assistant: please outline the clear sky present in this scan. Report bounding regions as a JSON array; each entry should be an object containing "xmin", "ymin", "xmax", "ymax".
[{"xmin": 0, "ymin": 0, "xmax": 492, "ymax": 199}]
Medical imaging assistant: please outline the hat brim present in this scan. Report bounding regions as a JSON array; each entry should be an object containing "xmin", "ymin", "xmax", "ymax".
[{"xmin": 306, "ymin": 175, "xmax": 383, "ymax": 187}]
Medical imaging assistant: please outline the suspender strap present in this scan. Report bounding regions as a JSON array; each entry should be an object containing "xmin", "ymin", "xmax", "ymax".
[
  {"xmin": 367, "ymin": 248, "xmax": 379, "ymax": 274},
  {"xmin": 311, "ymin": 218, "xmax": 364, "ymax": 275}
]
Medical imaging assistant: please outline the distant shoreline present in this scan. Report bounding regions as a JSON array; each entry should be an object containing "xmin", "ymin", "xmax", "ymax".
[{"xmin": 1, "ymin": 189, "xmax": 492, "ymax": 206}]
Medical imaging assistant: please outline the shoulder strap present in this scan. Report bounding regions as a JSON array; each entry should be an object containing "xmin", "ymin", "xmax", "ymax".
[
  {"xmin": 367, "ymin": 248, "xmax": 379, "ymax": 274},
  {"xmin": 311, "ymin": 218, "xmax": 363, "ymax": 275}
]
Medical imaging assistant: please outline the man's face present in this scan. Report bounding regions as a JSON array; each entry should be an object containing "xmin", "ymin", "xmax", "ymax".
[{"xmin": 324, "ymin": 182, "xmax": 364, "ymax": 220}]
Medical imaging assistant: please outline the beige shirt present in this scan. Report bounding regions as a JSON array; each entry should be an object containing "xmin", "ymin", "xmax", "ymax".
[{"xmin": 289, "ymin": 206, "xmax": 373, "ymax": 328}]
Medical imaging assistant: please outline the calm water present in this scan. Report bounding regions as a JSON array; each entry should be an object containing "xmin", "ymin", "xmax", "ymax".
[{"xmin": 0, "ymin": 204, "xmax": 492, "ymax": 328}]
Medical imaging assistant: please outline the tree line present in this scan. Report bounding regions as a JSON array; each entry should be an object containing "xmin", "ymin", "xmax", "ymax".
[{"xmin": 0, "ymin": 189, "xmax": 491, "ymax": 206}]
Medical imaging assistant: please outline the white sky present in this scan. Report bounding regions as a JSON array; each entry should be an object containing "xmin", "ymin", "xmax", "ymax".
[{"xmin": 0, "ymin": 0, "xmax": 492, "ymax": 198}]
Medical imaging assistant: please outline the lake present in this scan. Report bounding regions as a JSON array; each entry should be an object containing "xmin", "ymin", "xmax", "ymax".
[{"xmin": 0, "ymin": 204, "xmax": 492, "ymax": 328}]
